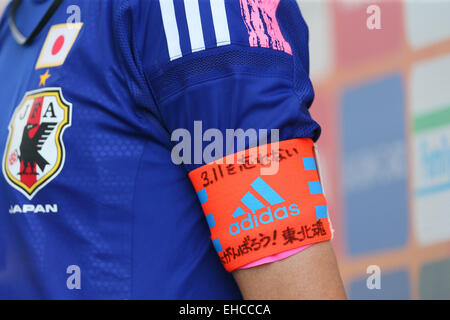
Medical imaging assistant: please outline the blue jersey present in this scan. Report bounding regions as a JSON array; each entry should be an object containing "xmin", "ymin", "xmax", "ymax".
[{"xmin": 0, "ymin": 0, "xmax": 319, "ymax": 299}]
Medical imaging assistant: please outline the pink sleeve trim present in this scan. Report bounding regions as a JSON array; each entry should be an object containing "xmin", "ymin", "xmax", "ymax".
[{"xmin": 238, "ymin": 244, "xmax": 312, "ymax": 269}]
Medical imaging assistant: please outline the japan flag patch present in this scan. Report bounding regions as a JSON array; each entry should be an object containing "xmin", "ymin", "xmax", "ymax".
[{"xmin": 35, "ymin": 23, "xmax": 83, "ymax": 70}]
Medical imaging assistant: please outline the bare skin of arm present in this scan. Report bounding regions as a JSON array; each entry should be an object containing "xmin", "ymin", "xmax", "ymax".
[{"xmin": 232, "ymin": 241, "xmax": 347, "ymax": 300}]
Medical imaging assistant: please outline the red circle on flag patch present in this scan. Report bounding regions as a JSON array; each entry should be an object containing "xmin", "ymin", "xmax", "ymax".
[{"xmin": 52, "ymin": 36, "xmax": 65, "ymax": 55}]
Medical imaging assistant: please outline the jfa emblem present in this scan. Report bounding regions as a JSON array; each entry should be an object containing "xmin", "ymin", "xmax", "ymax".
[{"xmin": 2, "ymin": 88, "xmax": 72, "ymax": 199}]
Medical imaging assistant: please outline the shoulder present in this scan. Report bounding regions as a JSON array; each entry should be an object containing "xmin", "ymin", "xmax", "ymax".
[{"xmin": 125, "ymin": 0, "xmax": 305, "ymax": 70}]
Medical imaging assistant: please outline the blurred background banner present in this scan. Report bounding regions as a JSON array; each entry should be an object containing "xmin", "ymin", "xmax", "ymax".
[
  {"xmin": 0, "ymin": 0, "xmax": 448, "ymax": 300},
  {"xmin": 0, "ymin": 0, "xmax": 7, "ymax": 18},
  {"xmin": 299, "ymin": 0, "xmax": 450, "ymax": 299}
]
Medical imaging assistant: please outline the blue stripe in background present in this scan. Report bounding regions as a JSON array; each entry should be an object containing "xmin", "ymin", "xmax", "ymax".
[{"xmin": 416, "ymin": 182, "xmax": 450, "ymax": 197}]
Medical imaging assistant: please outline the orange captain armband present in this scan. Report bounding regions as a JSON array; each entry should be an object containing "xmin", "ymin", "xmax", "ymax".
[{"xmin": 188, "ymin": 138, "xmax": 333, "ymax": 272}]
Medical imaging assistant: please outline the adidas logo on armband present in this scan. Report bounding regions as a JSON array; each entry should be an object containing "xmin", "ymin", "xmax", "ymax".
[{"xmin": 228, "ymin": 177, "xmax": 300, "ymax": 235}]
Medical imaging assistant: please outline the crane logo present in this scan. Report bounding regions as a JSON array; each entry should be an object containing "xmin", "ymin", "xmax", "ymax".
[{"xmin": 2, "ymin": 88, "xmax": 72, "ymax": 200}]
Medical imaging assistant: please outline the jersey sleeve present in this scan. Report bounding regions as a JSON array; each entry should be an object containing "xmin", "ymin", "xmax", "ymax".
[{"xmin": 128, "ymin": 0, "xmax": 333, "ymax": 272}]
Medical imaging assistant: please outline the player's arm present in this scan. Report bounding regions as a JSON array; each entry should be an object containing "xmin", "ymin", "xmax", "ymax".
[
  {"xmin": 233, "ymin": 241, "xmax": 346, "ymax": 300},
  {"xmin": 130, "ymin": 0, "xmax": 346, "ymax": 299}
]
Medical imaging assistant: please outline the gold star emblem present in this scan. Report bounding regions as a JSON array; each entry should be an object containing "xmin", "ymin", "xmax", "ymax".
[{"xmin": 39, "ymin": 69, "xmax": 51, "ymax": 87}]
